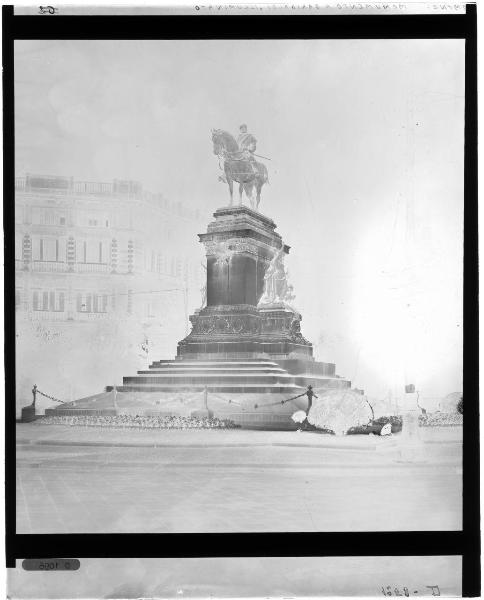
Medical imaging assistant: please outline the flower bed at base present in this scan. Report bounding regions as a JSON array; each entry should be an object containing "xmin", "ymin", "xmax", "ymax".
[
  {"xmin": 34, "ymin": 414, "xmax": 239, "ymax": 430},
  {"xmin": 419, "ymin": 412, "xmax": 463, "ymax": 427},
  {"xmin": 347, "ymin": 412, "xmax": 463, "ymax": 435}
]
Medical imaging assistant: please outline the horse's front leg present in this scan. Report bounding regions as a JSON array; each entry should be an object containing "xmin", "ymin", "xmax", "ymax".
[
  {"xmin": 243, "ymin": 183, "xmax": 251, "ymax": 208},
  {"xmin": 255, "ymin": 182, "xmax": 261, "ymax": 211},
  {"xmin": 227, "ymin": 177, "xmax": 233, "ymax": 206},
  {"xmin": 238, "ymin": 183, "xmax": 243, "ymax": 206},
  {"xmin": 248, "ymin": 182, "xmax": 256, "ymax": 210}
]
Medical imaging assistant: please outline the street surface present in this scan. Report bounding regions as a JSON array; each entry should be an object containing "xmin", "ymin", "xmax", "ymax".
[{"xmin": 16, "ymin": 424, "xmax": 462, "ymax": 533}]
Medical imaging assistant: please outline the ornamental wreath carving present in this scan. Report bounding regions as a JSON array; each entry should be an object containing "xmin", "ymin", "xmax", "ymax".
[{"xmin": 190, "ymin": 314, "xmax": 260, "ymax": 336}]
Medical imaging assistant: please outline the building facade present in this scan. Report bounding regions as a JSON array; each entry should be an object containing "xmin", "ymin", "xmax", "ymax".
[{"xmin": 15, "ymin": 174, "xmax": 206, "ymax": 413}]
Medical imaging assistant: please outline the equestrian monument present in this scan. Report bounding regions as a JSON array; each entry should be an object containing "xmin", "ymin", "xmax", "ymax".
[{"xmin": 48, "ymin": 126, "xmax": 351, "ymax": 429}]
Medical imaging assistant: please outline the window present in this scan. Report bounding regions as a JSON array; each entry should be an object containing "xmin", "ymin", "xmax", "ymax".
[
  {"xmin": 85, "ymin": 213, "xmax": 108, "ymax": 227},
  {"xmin": 32, "ymin": 290, "xmax": 65, "ymax": 312},
  {"xmin": 32, "ymin": 238, "xmax": 65, "ymax": 262},
  {"xmin": 156, "ymin": 253, "xmax": 163, "ymax": 274},
  {"xmin": 146, "ymin": 300, "xmax": 156, "ymax": 318},
  {"xmin": 76, "ymin": 241, "xmax": 106, "ymax": 264},
  {"xmin": 76, "ymin": 292, "xmax": 108, "ymax": 313},
  {"xmin": 76, "ymin": 240, "xmax": 87, "ymax": 263},
  {"xmin": 43, "ymin": 211, "xmax": 57, "ymax": 226},
  {"xmin": 176, "ymin": 257, "xmax": 183, "ymax": 278},
  {"xmin": 86, "ymin": 242, "xmax": 99, "ymax": 263},
  {"xmin": 43, "ymin": 239, "xmax": 57, "ymax": 261},
  {"xmin": 31, "ymin": 208, "xmax": 65, "ymax": 226}
]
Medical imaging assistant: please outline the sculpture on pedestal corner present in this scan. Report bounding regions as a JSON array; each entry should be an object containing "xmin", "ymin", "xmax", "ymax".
[
  {"xmin": 258, "ymin": 247, "xmax": 294, "ymax": 307},
  {"xmin": 211, "ymin": 125, "xmax": 269, "ymax": 211},
  {"xmin": 199, "ymin": 262, "xmax": 207, "ymax": 309}
]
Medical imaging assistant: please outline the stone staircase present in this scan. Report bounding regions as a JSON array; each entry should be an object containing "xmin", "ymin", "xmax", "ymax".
[{"xmin": 118, "ymin": 358, "xmax": 346, "ymax": 394}]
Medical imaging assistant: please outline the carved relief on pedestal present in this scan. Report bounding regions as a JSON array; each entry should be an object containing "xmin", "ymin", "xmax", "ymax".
[
  {"xmin": 203, "ymin": 240, "xmax": 235, "ymax": 266},
  {"xmin": 188, "ymin": 310, "xmax": 267, "ymax": 337},
  {"xmin": 187, "ymin": 307, "xmax": 308, "ymax": 344},
  {"xmin": 203, "ymin": 237, "xmax": 261, "ymax": 260},
  {"xmin": 231, "ymin": 317, "xmax": 245, "ymax": 334}
]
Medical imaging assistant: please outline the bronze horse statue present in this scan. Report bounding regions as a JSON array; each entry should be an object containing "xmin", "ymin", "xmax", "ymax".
[{"xmin": 212, "ymin": 129, "xmax": 269, "ymax": 211}]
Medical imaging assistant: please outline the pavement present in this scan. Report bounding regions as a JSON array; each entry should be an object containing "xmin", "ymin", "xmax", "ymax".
[
  {"xmin": 16, "ymin": 424, "xmax": 462, "ymax": 534},
  {"xmin": 8, "ymin": 556, "xmax": 462, "ymax": 599}
]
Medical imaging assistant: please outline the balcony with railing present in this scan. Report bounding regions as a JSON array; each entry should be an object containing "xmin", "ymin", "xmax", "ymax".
[
  {"xmin": 72, "ymin": 181, "xmax": 113, "ymax": 195},
  {"xmin": 76, "ymin": 262, "xmax": 110, "ymax": 274},
  {"xmin": 76, "ymin": 311, "xmax": 109, "ymax": 320},
  {"xmin": 17, "ymin": 260, "xmax": 111, "ymax": 274},
  {"xmin": 31, "ymin": 261, "xmax": 67, "ymax": 273}
]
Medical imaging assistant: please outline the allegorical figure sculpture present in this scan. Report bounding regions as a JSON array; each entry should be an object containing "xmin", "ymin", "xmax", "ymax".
[
  {"xmin": 212, "ymin": 124, "xmax": 269, "ymax": 211},
  {"xmin": 199, "ymin": 262, "xmax": 207, "ymax": 309},
  {"xmin": 258, "ymin": 247, "xmax": 292, "ymax": 306}
]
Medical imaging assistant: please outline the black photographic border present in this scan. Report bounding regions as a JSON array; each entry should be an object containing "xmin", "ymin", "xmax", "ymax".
[{"xmin": 3, "ymin": 5, "xmax": 479, "ymax": 596}]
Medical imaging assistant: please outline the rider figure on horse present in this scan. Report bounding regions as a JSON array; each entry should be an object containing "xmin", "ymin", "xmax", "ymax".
[
  {"xmin": 237, "ymin": 124, "xmax": 258, "ymax": 175},
  {"xmin": 211, "ymin": 125, "xmax": 269, "ymax": 210}
]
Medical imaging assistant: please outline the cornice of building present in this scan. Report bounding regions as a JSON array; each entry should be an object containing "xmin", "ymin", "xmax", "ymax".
[{"xmin": 15, "ymin": 174, "xmax": 203, "ymax": 223}]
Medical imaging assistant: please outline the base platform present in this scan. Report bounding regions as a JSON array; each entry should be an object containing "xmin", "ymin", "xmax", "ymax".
[
  {"xmin": 118, "ymin": 357, "xmax": 349, "ymax": 394},
  {"xmin": 46, "ymin": 357, "xmax": 350, "ymax": 429}
]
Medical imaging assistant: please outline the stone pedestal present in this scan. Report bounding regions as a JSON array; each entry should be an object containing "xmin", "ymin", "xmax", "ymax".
[
  {"xmin": 178, "ymin": 206, "xmax": 312, "ymax": 360},
  {"xmin": 116, "ymin": 205, "xmax": 351, "ymax": 401},
  {"xmin": 21, "ymin": 405, "xmax": 37, "ymax": 422}
]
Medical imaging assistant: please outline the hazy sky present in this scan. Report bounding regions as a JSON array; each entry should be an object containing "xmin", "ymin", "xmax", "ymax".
[{"xmin": 15, "ymin": 39, "xmax": 464, "ymax": 401}]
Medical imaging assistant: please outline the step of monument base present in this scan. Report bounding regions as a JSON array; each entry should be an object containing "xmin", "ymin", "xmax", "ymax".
[
  {"xmin": 125, "ymin": 357, "xmax": 349, "ymax": 391},
  {"xmin": 116, "ymin": 384, "xmax": 305, "ymax": 394},
  {"xmin": 144, "ymin": 366, "xmax": 288, "ymax": 374},
  {"xmin": 123, "ymin": 375, "xmax": 296, "ymax": 386},
  {"xmin": 153, "ymin": 358, "xmax": 282, "ymax": 365},
  {"xmin": 151, "ymin": 357, "xmax": 338, "ymax": 377}
]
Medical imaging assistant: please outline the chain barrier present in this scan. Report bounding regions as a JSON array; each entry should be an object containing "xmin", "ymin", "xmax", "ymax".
[
  {"xmin": 34, "ymin": 386, "xmax": 65, "ymax": 404},
  {"xmin": 210, "ymin": 392, "xmax": 242, "ymax": 407},
  {"xmin": 254, "ymin": 385, "xmax": 328, "ymax": 410},
  {"xmin": 254, "ymin": 396, "xmax": 300, "ymax": 410}
]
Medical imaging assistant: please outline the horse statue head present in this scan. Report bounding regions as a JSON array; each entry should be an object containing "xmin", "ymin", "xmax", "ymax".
[{"xmin": 211, "ymin": 129, "xmax": 239, "ymax": 156}]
